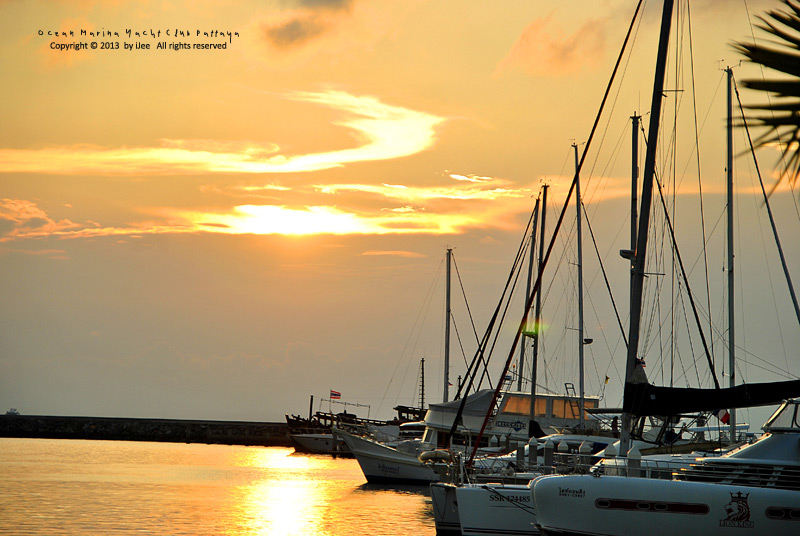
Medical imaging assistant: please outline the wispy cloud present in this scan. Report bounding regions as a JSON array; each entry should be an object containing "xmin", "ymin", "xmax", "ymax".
[
  {"xmin": 317, "ymin": 174, "xmax": 522, "ymax": 202},
  {"xmin": 0, "ymin": 90, "xmax": 445, "ymax": 175},
  {"xmin": 495, "ymin": 15, "xmax": 608, "ymax": 77}
]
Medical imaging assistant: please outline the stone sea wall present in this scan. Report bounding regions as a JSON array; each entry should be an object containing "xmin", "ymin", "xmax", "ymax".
[{"xmin": 0, "ymin": 414, "xmax": 291, "ymax": 446}]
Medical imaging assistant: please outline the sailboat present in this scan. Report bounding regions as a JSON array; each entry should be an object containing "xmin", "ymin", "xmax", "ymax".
[{"xmin": 530, "ymin": 1, "xmax": 800, "ymax": 534}]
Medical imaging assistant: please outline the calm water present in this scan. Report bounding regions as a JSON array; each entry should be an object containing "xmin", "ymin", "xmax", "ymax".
[{"xmin": 0, "ymin": 438, "xmax": 436, "ymax": 535}]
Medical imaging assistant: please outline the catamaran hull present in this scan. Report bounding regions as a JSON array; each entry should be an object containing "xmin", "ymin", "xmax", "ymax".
[
  {"xmin": 532, "ymin": 474, "xmax": 800, "ymax": 535},
  {"xmin": 337, "ymin": 429, "xmax": 440, "ymax": 485},
  {"xmin": 457, "ymin": 483, "xmax": 539, "ymax": 536}
]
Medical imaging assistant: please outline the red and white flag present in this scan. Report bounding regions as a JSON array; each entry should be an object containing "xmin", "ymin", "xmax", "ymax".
[{"xmin": 330, "ymin": 390, "xmax": 341, "ymax": 400}]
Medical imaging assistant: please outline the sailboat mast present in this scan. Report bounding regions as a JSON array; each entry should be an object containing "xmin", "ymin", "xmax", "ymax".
[
  {"xmin": 529, "ymin": 185, "xmax": 548, "ymax": 437},
  {"xmin": 574, "ymin": 143, "xmax": 585, "ymax": 430},
  {"xmin": 620, "ymin": 0, "xmax": 674, "ymax": 456},
  {"xmin": 444, "ymin": 248, "xmax": 452, "ymax": 403},
  {"xmin": 726, "ymin": 66, "xmax": 736, "ymax": 443},
  {"xmin": 518, "ymin": 198, "xmax": 540, "ymax": 392}
]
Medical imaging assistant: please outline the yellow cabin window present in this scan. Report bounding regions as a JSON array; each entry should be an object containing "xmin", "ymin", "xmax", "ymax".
[
  {"xmin": 500, "ymin": 395, "xmax": 530, "ymax": 415},
  {"xmin": 499, "ymin": 395, "xmax": 547, "ymax": 417}
]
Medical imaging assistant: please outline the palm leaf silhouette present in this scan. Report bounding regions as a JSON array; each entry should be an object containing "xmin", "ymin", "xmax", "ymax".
[{"xmin": 733, "ymin": 0, "xmax": 800, "ymax": 191}]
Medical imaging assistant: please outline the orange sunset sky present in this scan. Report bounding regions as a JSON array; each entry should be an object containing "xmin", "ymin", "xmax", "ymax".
[{"xmin": 1, "ymin": 0, "xmax": 798, "ymax": 425}]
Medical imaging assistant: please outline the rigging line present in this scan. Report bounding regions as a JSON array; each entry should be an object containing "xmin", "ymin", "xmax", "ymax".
[
  {"xmin": 480, "ymin": 226, "xmax": 535, "ymax": 388},
  {"xmin": 452, "ymin": 254, "xmax": 481, "ymax": 345},
  {"xmin": 449, "ymin": 313, "xmax": 476, "ymax": 390},
  {"xmin": 652, "ymin": 165, "xmax": 720, "ymax": 388},
  {"xmin": 451, "ymin": 253, "xmax": 494, "ymax": 389},
  {"xmin": 686, "ymin": 1, "xmax": 716, "ymax": 367},
  {"xmin": 478, "ymin": 238, "xmax": 531, "ymax": 390},
  {"xmin": 581, "ymin": 291, "xmax": 610, "ymax": 395},
  {"xmin": 587, "ymin": 0, "xmax": 646, "ymax": 182},
  {"xmin": 581, "ymin": 201, "xmax": 628, "ymax": 347},
  {"xmin": 447, "ymin": 205, "xmax": 537, "ymax": 436},
  {"xmin": 676, "ymin": 278, "xmax": 703, "ymax": 389},
  {"xmin": 377, "ymin": 255, "xmax": 443, "ymax": 415},
  {"xmin": 468, "ymin": 0, "xmax": 646, "ymax": 468},
  {"xmin": 452, "ymin": 204, "xmax": 536, "ymax": 402},
  {"xmin": 732, "ymin": 72, "xmax": 800, "ymax": 327}
]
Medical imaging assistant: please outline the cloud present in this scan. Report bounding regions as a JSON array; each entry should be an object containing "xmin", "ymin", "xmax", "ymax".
[
  {"xmin": 0, "ymin": 173, "xmax": 534, "ymax": 242},
  {"xmin": 496, "ymin": 15, "xmax": 608, "ymax": 77},
  {"xmin": 316, "ymin": 174, "xmax": 524, "ymax": 202},
  {"xmin": 260, "ymin": 0, "xmax": 356, "ymax": 50},
  {"xmin": 0, "ymin": 199, "xmax": 84, "ymax": 242},
  {"xmin": 0, "ymin": 90, "xmax": 445, "ymax": 175}
]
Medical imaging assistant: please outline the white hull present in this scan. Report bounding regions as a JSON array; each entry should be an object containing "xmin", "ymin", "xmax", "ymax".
[
  {"xmin": 532, "ymin": 474, "xmax": 800, "ymax": 536},
  {"xmin": 457, "ymin": 483, "xmax": 539, "ymax": 536},
  {"xmin": 430, "ymin": 483, "xmax": 461, "ymax": 535},
  {"xmin": 337, "ymin": 429, "xmax": 440, "ymax": 484}
]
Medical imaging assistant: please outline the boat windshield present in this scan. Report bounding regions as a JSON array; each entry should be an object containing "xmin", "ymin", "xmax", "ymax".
[{"xmin": 763, "ymin": 399, "xmax": 800, "ymax": 432}]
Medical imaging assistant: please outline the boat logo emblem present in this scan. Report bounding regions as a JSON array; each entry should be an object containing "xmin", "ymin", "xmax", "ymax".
[{"xmin": 720, "ymin": 492, "xmax": 754, "ymax": 529}]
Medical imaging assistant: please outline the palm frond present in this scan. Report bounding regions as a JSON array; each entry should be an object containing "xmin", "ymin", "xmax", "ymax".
[{"xmin": 734, "ymin": 0, "xmax": 800, "ymax": 190}]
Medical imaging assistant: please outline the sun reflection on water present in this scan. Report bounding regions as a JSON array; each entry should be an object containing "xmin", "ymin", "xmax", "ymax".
[{"xmin": 228, "ymin": 448, "xmax": 332, "ymax": 536}]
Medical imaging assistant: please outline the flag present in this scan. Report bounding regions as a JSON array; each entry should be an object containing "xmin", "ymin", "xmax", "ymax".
[
  {"xmin": 604, "ymin": 376, "xmax": 609, "ymax": 385},
  {"xmin": 330, "ymin": 390, "xmax": 341, "ymax": 400},
  {"xmin": 636, "ymin": 358, "xmax": 646, "ymax": 368},
  {"xmin": 720, "ymin": 410, "xmax": 730, "ymax": 424}
]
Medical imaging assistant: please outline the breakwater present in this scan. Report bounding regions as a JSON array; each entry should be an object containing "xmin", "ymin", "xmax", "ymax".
[{"xmin": 0, "ymin": 414, "xmax": 291, "ymax": 447}]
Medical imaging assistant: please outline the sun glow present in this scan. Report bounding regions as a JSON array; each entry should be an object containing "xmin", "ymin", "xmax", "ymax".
[{"xmin": 183, "ymin": 204, "xmax": 481, "ymax": 236}]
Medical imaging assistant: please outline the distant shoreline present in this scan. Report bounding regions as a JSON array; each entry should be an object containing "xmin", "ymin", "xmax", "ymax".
[{"xmin": 0, "ymin": 414, "xmax": 292, "ymax": 447}]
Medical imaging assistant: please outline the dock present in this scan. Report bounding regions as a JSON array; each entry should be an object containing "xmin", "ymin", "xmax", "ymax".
[{"xmin": 0, "ymin": 414, "xmax": 291, "ymax": 447}]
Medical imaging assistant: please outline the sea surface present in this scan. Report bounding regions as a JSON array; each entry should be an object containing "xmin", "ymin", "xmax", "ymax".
[{"xmin": 0, "ymin": 438, "xmax": 436, "ymax": 535}]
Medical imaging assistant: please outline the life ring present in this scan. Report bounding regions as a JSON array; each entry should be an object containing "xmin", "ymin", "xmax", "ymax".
[{"xmin": 418, "ymin": 449, "xmax": 452, "ymax": 462}]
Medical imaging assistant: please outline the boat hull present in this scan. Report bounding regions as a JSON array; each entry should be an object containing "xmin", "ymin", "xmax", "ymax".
[
  {"xmin": 337, "ymin": 429, "xmax": 440, "ymax": 485},
  {"xmin": 532, "ymin": 474, "xmax": 800, "ymax": 536},
  {"xmin": 430, "ymin": 483, "xmax": 461, "ymax": 535},
  {"xmin": 457, "ymin": 483, "xmax": 539, "ymax": 536},
  {"xmin": 290, "ymin": 433, "xmax": 350, "ymax": 455}
]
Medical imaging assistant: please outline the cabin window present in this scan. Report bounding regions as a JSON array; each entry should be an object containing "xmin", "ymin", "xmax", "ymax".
[
  {"xmin": 499, "ymin": 395, "xmax": 548, "ymax": 417},
  {"xmin": 552, "ymin": 399, "xmax": 571, "ymax": 419},
  {"xmin": 499, "ymin": 395, "xmax": 529, "ymax": 415}
]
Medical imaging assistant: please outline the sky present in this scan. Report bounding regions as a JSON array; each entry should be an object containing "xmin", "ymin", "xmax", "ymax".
[{"xmin": 1, "ymin": 0, "xmax": 798, "ymax": 428}]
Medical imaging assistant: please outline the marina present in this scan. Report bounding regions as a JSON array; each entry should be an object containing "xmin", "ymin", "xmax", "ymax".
[{"xmin": 3, "ymin": 1, "xmax": 800, "ymax": 535}]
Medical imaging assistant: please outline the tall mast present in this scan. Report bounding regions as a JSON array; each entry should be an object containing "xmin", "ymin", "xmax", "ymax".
[
  {"xmin": 519, "ymin": 198, "xmax": 541, "ymax": 392},
  {"xmin": 574, "ymin": 143, "xmax": 585, "ymax": 430},
  {"xmin": 726, "ymin": 66, "xmax": 736, "ymax": 443},
  {"xmin": 528, "ymin": 184, "xmax": 548, "ymax": 437},
  {"xmin": 620, "ymin": 0, "xmax": 674, "ymax": 456},
  {"xmin": 630, "ymin": 113, "xmax": 640, "ymax": 294},
  {"xmin": 444, "ymin": 247, "xmax": 452, "ymax": 402}
]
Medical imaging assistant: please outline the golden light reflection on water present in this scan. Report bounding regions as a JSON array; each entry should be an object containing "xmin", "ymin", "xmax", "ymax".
[
  {"xmin": 0, "ymin": 440, "xmax": 434, "ymax": 536},
  {"xmin": 229, "ymin": 448, "xmax": 328, "ymax": 536}
]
